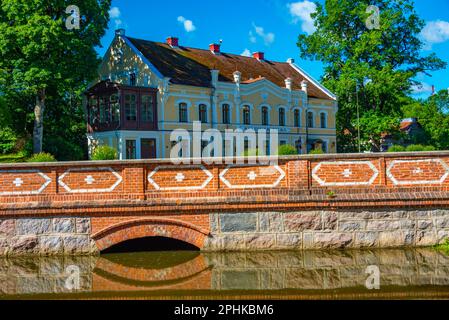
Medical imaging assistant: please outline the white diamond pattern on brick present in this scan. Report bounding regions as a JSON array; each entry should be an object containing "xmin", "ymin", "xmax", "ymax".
[
  {"xmin": 0, "ymin": 170, "xmax": 51, "ymax": 196},
  {"xmin": 13, "ymin": 178, "xmax": 24, "ymax": 187},
  {"xmin": 148, "ymin": 165, "xmax": 213, "ymax": 191},
  {"xmin": 387, "ymin": 159, "xmax": 449, "ymax": 186},
  {"xmin": 312, "ymin": 161, "xmax": 379, "ymax": 187},
  {"xmin": 220, "ymin": 165, "xmax": 286, "ymax": 189},
  {"xmin": 58, "ymin": 167, "xmax": 122, "ymax": 193}
]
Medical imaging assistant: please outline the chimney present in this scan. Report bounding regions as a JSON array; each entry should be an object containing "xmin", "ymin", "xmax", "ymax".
[
  {"xmin": 166, "ymin": 37, "xmax": 179, "ymax": 48},
  {"xmin": 233, "ymin": 71, "xmax": 241, "ymax": 84},
  {"xmin": 115, "ymin": 29, "xmax": 126, "ymax": 36},
  {"xmin": 253, "ymin": 52, "xmax": 265, "ymax": 61},
  {"xmin": 301, "ymin": 80, "xmax": 308, "ymax": 94},
  {"xmin": 209, "ymin": 43, "xmax": 221, "ymax": 55},
  {"xmin": 285, "ymin": 78, "xmax": 293, "ymax": 91}
]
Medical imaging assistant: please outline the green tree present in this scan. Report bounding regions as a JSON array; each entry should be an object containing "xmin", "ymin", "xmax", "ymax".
[
  {"xmin": 0, "ymin": 0, "xmax": 111, "ymax": 154},
  {"xmin": 403, "ymin": 90, "xmax": 449, "ymax": 150},
  {"xmin": 297, "ymin": 0, "xmax": 446, "ymax": 152}
]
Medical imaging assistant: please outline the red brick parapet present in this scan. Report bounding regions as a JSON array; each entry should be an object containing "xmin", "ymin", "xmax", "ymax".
[{"xmin": 2, "ymin": 152, "xmax": 449, "ymax": 217}]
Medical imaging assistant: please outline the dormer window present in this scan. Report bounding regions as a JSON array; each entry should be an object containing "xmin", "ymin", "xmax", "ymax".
[{"xmin": 129, "ymin": 72, "xmax": 136, "ymax": 86}]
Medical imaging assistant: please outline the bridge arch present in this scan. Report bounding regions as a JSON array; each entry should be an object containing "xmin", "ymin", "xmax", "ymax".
[{"xmin": 92, "ymin": 218, "xmax": 210, "ymax": 252}]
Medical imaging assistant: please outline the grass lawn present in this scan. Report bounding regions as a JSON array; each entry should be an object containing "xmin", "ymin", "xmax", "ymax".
[{"xmin": 0, "ymin": 153, "xmax": 27, "ymax": 163}]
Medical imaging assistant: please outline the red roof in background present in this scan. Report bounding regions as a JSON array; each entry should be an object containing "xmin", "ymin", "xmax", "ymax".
[
  {"xmin": 126, "ymin": 37, "xmax": 334, "ymax": 100},
  {"xmin": 400, "ymin": 122, "xmax": 413, "ymax": 131}
]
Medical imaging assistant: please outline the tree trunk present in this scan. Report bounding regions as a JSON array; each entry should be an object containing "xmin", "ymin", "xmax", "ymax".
[{"xmin": 33, "ymin": 89, "xmax": 46, "ymax": 154}]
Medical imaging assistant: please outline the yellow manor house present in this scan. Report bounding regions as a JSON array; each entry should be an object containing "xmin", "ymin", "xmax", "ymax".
[{"xmin": 86, "ymin": 29, "xmax": 338, "ymax": 160}]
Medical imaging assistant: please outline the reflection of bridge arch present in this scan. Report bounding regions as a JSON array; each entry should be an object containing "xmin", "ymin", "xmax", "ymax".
[{"xmin": 92, "ymin": 218, "xmax": 210, "ymax": 252}]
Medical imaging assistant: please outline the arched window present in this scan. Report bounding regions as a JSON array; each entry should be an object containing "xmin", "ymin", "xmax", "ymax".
[
  {"xmin": 307, "ymin": 111, "xmax": 314, "ymax": 128},
  {"xmin": 222, "ymin": 104, "xmax": 230, "ymax": 124},
  {"xmin": 279, "ymin": 108, "xmax": 286, "ymax": 126},
  {"xmin": 243, "ymin": 105, "xmax": 251, "ymax": 125},
  {"xmin": 294, "ymin": 109, "xmax": 300, "ymax": 128},
  {"xmin": 179, "ymin": 103, "xmax": 188, "ymax": 123},
  {"xmin": 261, "ymin": 107, "xmax": 269, "ymax": 126},
  {"xmin": 199, "ymin": 104, "xmax": 208, "ymax": 123},
  {"xmin": 320, "ymin": 112, "xmax": 327, "ymax": 129}
]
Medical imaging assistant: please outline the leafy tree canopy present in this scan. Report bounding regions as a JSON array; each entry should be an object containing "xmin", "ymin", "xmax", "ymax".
[
  {"xmin": 0, "ymin": 0, "xmax": 111, "ymax": 154},
  {"xmin": 298, "ymin": 0, "xmax": 446, "ymax": 152}
]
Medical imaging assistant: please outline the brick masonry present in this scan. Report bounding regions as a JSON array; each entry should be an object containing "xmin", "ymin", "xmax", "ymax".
[{"xmin": 2, "ymin": 152, "xmax": 449, "ymax": 255}]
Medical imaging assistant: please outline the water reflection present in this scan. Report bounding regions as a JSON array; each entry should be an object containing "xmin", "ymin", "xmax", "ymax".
[{"xmin": 1, "ymin": 249, "xmax": 449, "ymax": 299}]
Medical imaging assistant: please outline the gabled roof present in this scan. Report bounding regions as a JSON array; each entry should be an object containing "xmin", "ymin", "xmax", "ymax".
[{"xmin": 125, "ymin": 36, "xmax": 335, "ymax": 100}]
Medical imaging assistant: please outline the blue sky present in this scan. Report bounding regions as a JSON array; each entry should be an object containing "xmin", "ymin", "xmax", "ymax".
[{"xmin": 99, "ymin": 0, "xmax": 449, "ymax": 99}]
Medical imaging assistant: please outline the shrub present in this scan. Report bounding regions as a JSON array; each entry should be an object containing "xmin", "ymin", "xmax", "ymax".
[
  {"xmin": 423, "ymin": 145, "xmax": 437, "ymax": 151},
  {"xmin": 0, "ymin": 128, "xmax": 17, "ymax": 155},
  {"xmin": 278, "ymin": 145, "xmax": 298, "ymax": 156},
  {"xmin": 309, "ymin": 149, "xmax": 324, "ymax": 155},
  {"xmin": 27, "ymin": 153, "xmax": 57, "ymax": 163},
  {"xmin": 91, "ymin": 145, "xmax": 118, "ymax": 161},
  {"xmin": 404, "ymin": 144, "xmax": 436, "ymax": 152},
  {"xmin": 387, "ymin": 145, "xmax": 406, "ymax": 152}
]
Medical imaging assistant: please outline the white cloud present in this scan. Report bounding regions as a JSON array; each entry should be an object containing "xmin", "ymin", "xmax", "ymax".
[
  {"xmin": 251, "ymin": 24, "xmax": 275, "ymax": 45},
  {"xmin": 177, "ymin": 16, "xmax": 196, "ymax": 32},
  {"xmin": 287, "ymin": 0, "xmax": 317, "ymax": 35},
  {"xmin": 249, "ymin": 31, "xmax": 257, "ymax": 43},
  {"xmin": 241, "ymin": 49, "xmax": 251, "ymax": 57},
  {"xmin": 108, "ymin": 7, "xmax": 122, "ymax": 28},
  {"xmin": 109, "ymin": 7, "xmax": 121, "ymax": 19},
  {"xmin": 411, "ymin": 82, "xmax": 433, "ymax": 94},
  {"xmin": 420, "ymin": 20, "xmax": 449, "ymax": 50}
]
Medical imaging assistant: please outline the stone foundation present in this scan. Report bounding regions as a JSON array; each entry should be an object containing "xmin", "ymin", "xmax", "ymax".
[
  {"xmin": 204, "ymin": 209, "xmax": 449, "ymax": 251},
  {"xmin": 0, "ymin": 217, "xmax": 98, "ymax": 256}
]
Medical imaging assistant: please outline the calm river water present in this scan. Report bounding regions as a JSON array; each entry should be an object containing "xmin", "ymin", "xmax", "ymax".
[{"xmin": 1, "ymin": 249, "xmax": 449, "ymax": 300}]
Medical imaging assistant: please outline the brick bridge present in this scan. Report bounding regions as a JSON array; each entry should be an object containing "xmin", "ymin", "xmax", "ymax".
[{"xmin": 1, "ymin": 152, "xmax": 449, "ymax": 255}]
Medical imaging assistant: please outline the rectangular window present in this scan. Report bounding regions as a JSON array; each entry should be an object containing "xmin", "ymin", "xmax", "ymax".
[
  {"xmin": 280, "ymin": 140, "xmax": 287, "ymax": 146},
  {"xmin": 141, "ymin": 95, "xmax": 154, "ymax": 122},
  {"xmin": 89, "ymin": 97, "xmax": 98, "ymax": 125},
  {"xmin": 243, "ymin": 107, "xmax": 251, "ymax": 125},
  {"xmin": 179, "ymin": 104, "xmax": 188, "ymax": 123},
  {"xmin": 307, "ymin": 112, "xmax": 314, "ymax": 128},
  {"xmin": 279, "ymin": 109, "xmax": 285, "ymax": 126},
  {"xmin": 199, "ymin": 104, "xmax": 208, "ymax": 123},
  {"xmin": 262, "ymin": 108, "xmax": 268, "ymax": 126},
  {"xmin": 126, "ymin": 140, "xmax": 137, "ymax": 159},
  {"xmin": 222, "ymin": 104, "xmax": 230, "ymax": 124},
  {"xmin": 320, "ymin": 113, "xmax": 327, "ymax": 128},
  {"xmin": 110, "ymin": 94, "xmax": 120, "ymax": 122},
  {"xmin": 125, "ymin": 94, "xmax": 137, "ymax": 121},
  {"xmin": 294, "ymin": 110, "xmax": 300, "ymax": 127},
  {"xmin": 99, "ymin": 97, "xmax": 107, "ymax": 124}
]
